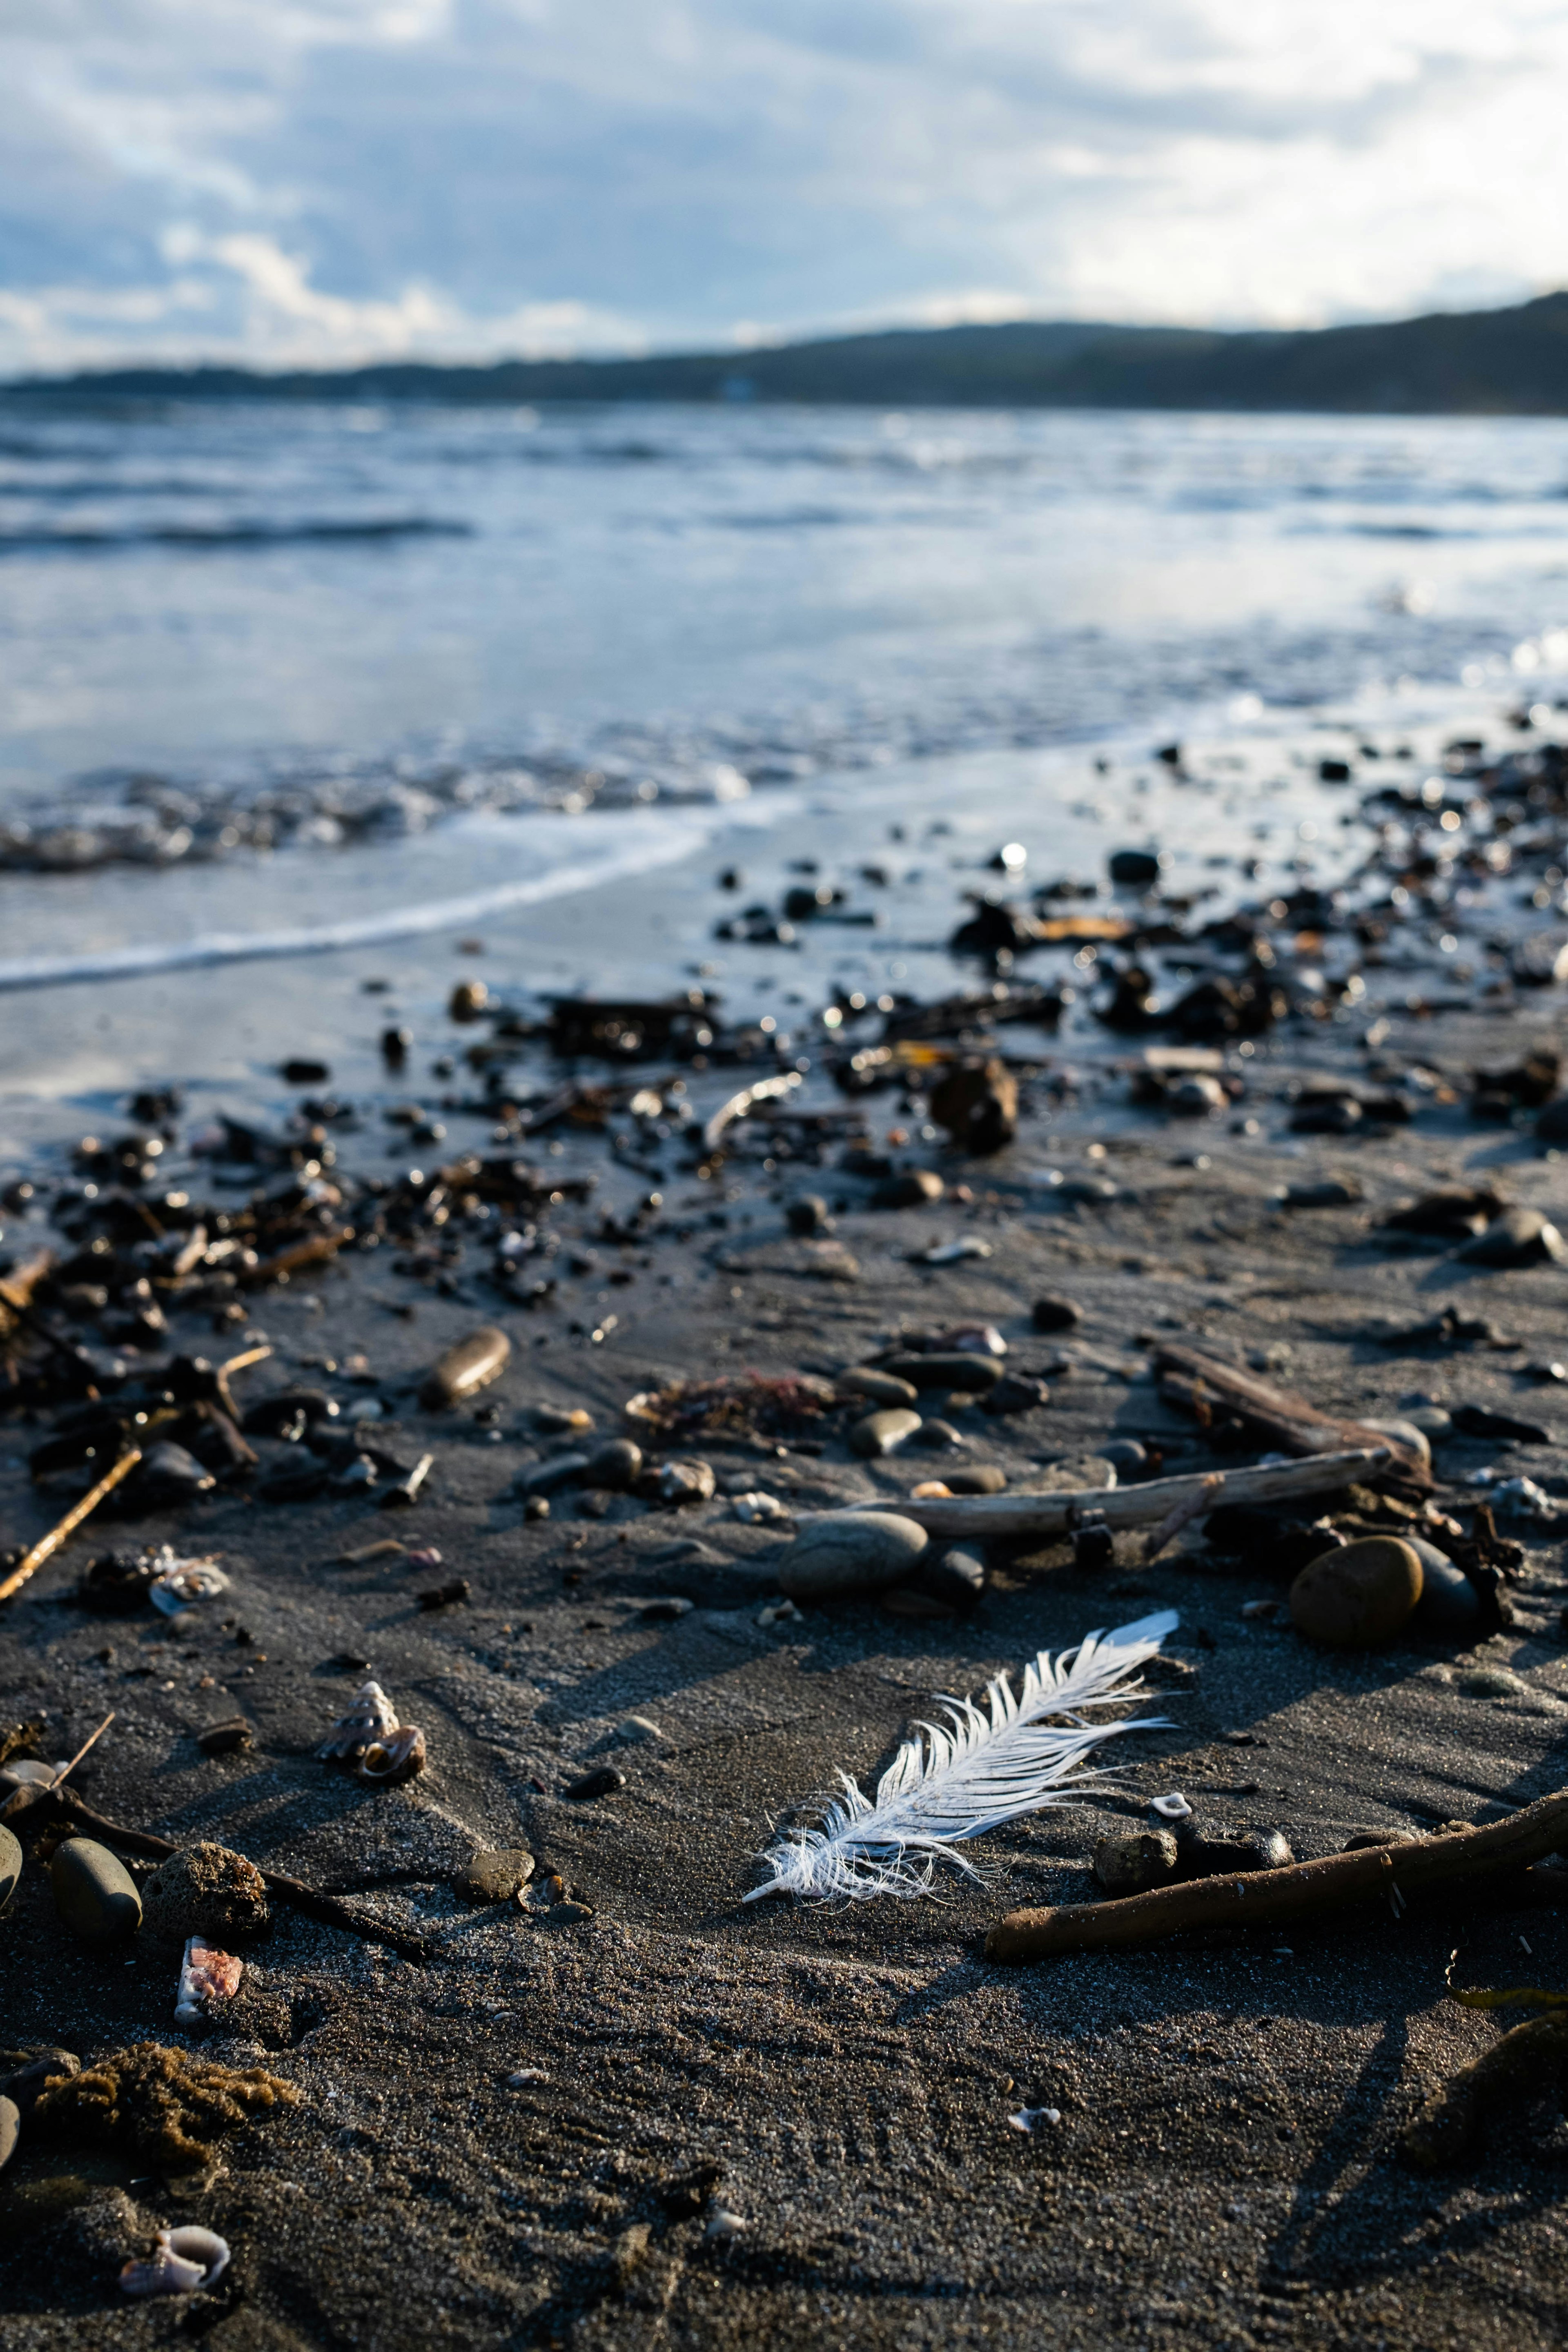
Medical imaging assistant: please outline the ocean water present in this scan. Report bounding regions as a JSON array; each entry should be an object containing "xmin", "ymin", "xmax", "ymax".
[{"xmin": 0, "ymin": 397, "xmax": 1565, "ymax": 1152}]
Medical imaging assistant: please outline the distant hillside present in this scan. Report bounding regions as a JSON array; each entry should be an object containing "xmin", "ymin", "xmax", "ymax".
[{"xmin": 9, "ymin": 292, "xmax": 1568, "ymax": 413}]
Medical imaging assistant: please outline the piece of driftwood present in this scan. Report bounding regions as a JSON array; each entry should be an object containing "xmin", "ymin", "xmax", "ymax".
[
  {"xmin": 0, "ymin": 1445, "xmax": 143, "ymax": 1605},
  {"xmin": 1154, "ymin": 1341, "xmax": 1429, "ymax": 1484},
  {"xmin": 702, "ymin": 1069, "xmax": 803, "ymax": 1154},
  {"xmin": 829, "ymin": 1445, "xmax": 1388, "ymax": 1541},
  {"xmin": 0, "ymin": 1781, "xmax": 431, "ymax": 1962},
  {"xmin": 986, "ymin": 1791, "xmax": 1568, "ymax": 1962}
]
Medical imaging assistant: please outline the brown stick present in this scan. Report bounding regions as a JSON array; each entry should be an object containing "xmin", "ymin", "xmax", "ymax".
[
  {"xmin": 1154, "ymin": 1341, "xmax": 1429, "ymax": 1483},
  {"xmin": 820, "ymin": 1446, "xmax": 1389, "ymax": 1541},
  {"xmin": 0, "ymin": 1446, "xmax": 143, "ymax": 1605},
  {"xmin": 985, "ymin": 1790, "xmax": 1568, "ymax": 1962},
  {"xmin": 2, "ymin": 1784, "xmax": 431, "ymax": 1962},
  {"xmin": 241, "ymin": 1228, "xmax": 354, "ymax": 1288},
  {"xmin": 1141, "ymin": 1473, "xmax": 1223, "ymax": 1564},
  {"xmin": 47, "ymin": 1711, "xmax": 115, "ymax": 1789}
]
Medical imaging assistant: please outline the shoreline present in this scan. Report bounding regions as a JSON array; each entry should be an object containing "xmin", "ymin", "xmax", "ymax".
[{"xmin": 4, "ymin": 700, "xmax": 1568, "ymax": 2343}]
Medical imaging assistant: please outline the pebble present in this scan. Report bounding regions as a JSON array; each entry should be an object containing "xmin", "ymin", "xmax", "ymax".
[
  {"xmin": 50, "ymin": 1837, "xmax": 143, "ymax": 1944},
  {"xmin": 142, "ymin": 1842, "xmax": 270, "ymax": 1942},
  {"xmin": 785, "ymin": 1195, "xmax": 834, "ymax": 1236},
  {"xmin": 871, "ymin": 1171, "xmax": 945, "ymax": 1209},
  {"xmin": 849, "ymin": 1407, "xmax": 923, "ymax": 1457},
  {"xmin": 0, "ymin": 1825, "xmax": 21, "ymax": 1917},
  {"xmin": 532, "ymin": 1403, "xmax": 594, "ymax": 1433},
  {"xmin": 658, "ymin": 1457, "xmax": 715, "ymax": 1504},
  {"xmin": 903, "ymin": 1545, "xmax": 986, "ymax": 1614},
  {"xmin": 1175, "ymin": 1819, "xmax": 1294, "ymax": 1877},
  {"xmin": 613, "ymin": 1716, "xmax": 664, "ymax": 1745},
  {"xmin": 907, "ymin": 1417, "xmax": 966, "ymax": 1451},
  {"xmin": 564, "ymin": 1766, "xmax": 626, "ymax": 1801},
  {"xmin": 1109, "ymin": 846, "xmax": 1163, "ymax": 886},
  {"xmin": 1099, "ymin": 1439, "xmax": 1149, "ymax": 1477},
  {"xmin": 778, "ymin": 1510, "xmax": 929, "ymax": 1601},
  {"xmin": 1360, "ymin": 1416, "xmax": 1432, "ymax": 1468},
  {"xmin": 837, "ymin": 1368, "xmax": 920, "ymax": 1409},
  {"xmin": 455, "ymin": 1849, "xmax": 536, "ymax": 1902},
  {"xmin": 1027, "ymin": 1455, "xmax": 1118, "ymax": 1493},
  {"xmin": 1289, "ymin": 1536, "xmax": 1423, "ymax": 1647},
  {"xmin": 1458, "ymin": 1207, "xmax": 1568, "ymax": 1267},
  {"xmin": 882, "ymin": 1352, "xmax": 1002, "ymax": 1393},
  {"xmin": 518, "ymin": 1451, "xmax": 591, "ymax": 1494},
  {"xmin": 1457, "ymin": 1666, "xmax": 1528, "ymax": 1698},
  {"xmin": 1094, "ymin": 1828, "xmax": 1178, "ymax": 1897},
  {"xmin": 0, "ymin": 2097, "xmax": 17, "ymax": 2176},
  {"xmin": 585, "ymin": 1438, "xmax": 644, "ymax": 1490},
  {"xmin": 638, "ymin": 1596, "xmax": 694, "ymax": 1621},
  {"xmin": 929, "ymin": 1058, "xmax": 1018, "ymax": 1154},
  {"xmin": 982, "ymin": 1374, "xmax": 1051, "ymax": 1416},
  {"xmin": 1031, "ymin": 1296, "xmax": 1083, "ymax": 1332},
  {"xmin": 1281, "ymin": 1178, "xmax": 1364, "ymax": 1208},
  {"xmin": 421, "ymin": 1326, "xmax": 511, "ymax": 1407},
  {"xmin": 1406, "ymin": 1538, "xmax": 1484, "ymax": 1638},
  {"xmin": 731, "ymin": 1490, "xmax": 790, "ymax": 1523},
  {"xmin": 943, "ymin": 1464, "xmax": 1007, "ymax": 1494}
]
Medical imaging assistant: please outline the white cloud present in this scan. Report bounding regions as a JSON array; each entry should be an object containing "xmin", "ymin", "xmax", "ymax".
[{"xmin": 0, "ymin": 0, "xmax": 1566, "ymax": 372}]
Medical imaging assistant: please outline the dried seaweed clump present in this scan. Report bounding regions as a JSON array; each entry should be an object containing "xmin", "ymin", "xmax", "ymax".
[
  {"xmin": 625, "ymin": 1372, "xmax": 836, "ymax": 1441},
  {"xmin": 34, "ymin": 2041, "xmax": 301, "ymax": 2169}
]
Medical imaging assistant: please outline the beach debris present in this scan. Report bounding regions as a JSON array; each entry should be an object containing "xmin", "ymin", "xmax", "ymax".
[
  {"xmin": 174, "ymin": 1938, "xmax": 243, "ymax": 2029},
  {"xmin": 120, "ymin": 2225, "xmax": 232, "ymax": 2298},
  {"xmin": 50, "ymin": 1836, "xmax": 143, "ymax": 1943},
  {"xmin": 746, "ymin": 1609, "xmax": 1176, "ymax": 1902},
  {"xmin": 318, "ymin": 1681, "xmax": 398, "ymax": 1760},
  {"xmin": 1150, "ymin": 1793, "xmax": 1192, "ymax": 1821},
  {"xmin": 143, "ymin": 1842, "xmax": 270, "ymax": 1942},
  {"xmin": 625, "ymin": 1372, "xmax": 835, "ymax": 1443},
  {"xmin": 36, "ymin": 2042, "xmax": 300, "ymax": 2171},
  {"xmin": 929, "ymin": 1058, "xmax": 1018, "ymax": 1154},
  {"xmin": 0, "ymin": 1444, "xmax": 143, "ymax": 1606},
  {"xmin": 913, "ymin": 1235, "xmax": 993, "ymax": 1263},
  {"xmin": 148, "ymin": 1552, "xmax": 231, "ymax": 1613},
  {"xmin": 987, "ymin": 1786, "xmax": 1568, "ymax": 1962},
  {"xmin": 851, "ymin": 1444, "xmax": 1392, "ymax": 1542},
  {"xmin": 779, "ymin": 1509, "xmax": 929, "ymax": 1601},
  {"xmin": 359, "ymin": 1724, "xmax": 427, "ymax": 1785},
  {"xmin": 379, "ymin": 1451, "xmax": 433, "ymax": 1507},
  {"xmin": 656, "ymin": 1456, "xmax": 716, "ymax": 1505},
  {"xmin": 1154, "ymin": 1342, "xmax": 1428, "ymax": 1482},
  {"xmin": 420, "ymin": 1325, "xmax": 511, "ymax": 1408},
  {"xmin": 702, "ymin": 1069, "xmax": 803, "ymax": 1154},
  {"xmin": 196, "ymin": 1717, "xmax": 253, "ymax": 1757},
  {"xmin": 1007, "ymin": 2105, "xmax": 1062, "ymax": 2134},
  {"xmin": 1289, "ymin": 1536, "xmax": 1424, "ymax": 1647}
]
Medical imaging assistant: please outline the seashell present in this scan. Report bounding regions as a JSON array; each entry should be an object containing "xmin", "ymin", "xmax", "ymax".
[
  {"xmin": 120, "ymin": 2225, "xmax": 230, "ymax": 2296},
  {"xmin": 358, "ymin": 1724, "xmax": 426, "ymax": 1785},
  {"xmin": 150, "ymin": 1557, "xmax": 231, "ymax": 1614},
  {"xmin": 174, "ymin": 1934, "xmax": 244, "ymax": 2027},
  {"xmin": 319, "ymin": 1680, "xmax": 398, "ymax": 1760}
]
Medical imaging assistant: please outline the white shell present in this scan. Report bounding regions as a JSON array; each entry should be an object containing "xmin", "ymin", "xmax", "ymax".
[
  {"xmin": 146, "ymin": 1546, "xmax": 231, "ymax": 1614},
  {"xmin": 319, "ymin": 1680, "xmax": 398, "ymax": 1759},
  {"xmin": 1151, "ymin": 1791, "xmax": 1192, "ymax": 1821},
  {"xmin": 358, "ymin": 1724, "xmax": 426, "ymax": 1784},
  {"xmin": 176, "ymin": 1935, "xmax": 243, "ymax": 2025},
  {"xmin": 119, "ymin": 2226, "xmax": 229, "ymax": 2296}
]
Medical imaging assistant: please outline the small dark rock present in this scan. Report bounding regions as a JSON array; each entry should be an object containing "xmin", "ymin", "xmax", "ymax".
[
  {"xmin": 786, "ymin": 1196, "xmax": 834, "ymax": 1236},
  {"xmin": 564, "ymin": 1766, "xmax": 626, "ymax": 1802},
  {"xmin": 871, "ymin": 1170, "xmax": 945, "ymax": 1210},
  {"xmin": 1031, "ymin": 1295, "xmax": 1082, "ymax": 1333},
  {"xmin": 196, "ymin": 1717, "xmax": 253, "ymax": 1757},
  {"xmin": 1450, "ymin": 1403, "xmax": 1551, "ymax": 1443},
  {"xmin": 1174, "ymin": 1819, "xmax": 1294, "ymax": 1878},
  {"xmin": 982, "ymin": 1373, "xmax": 1051, "ymax": 1416},
  {"xmin": 1094, "ymin": 1828, "xmax": 1178, "ymax": 1897},
  {"xmin": 1109, "ymin": 848, "xmax": 1163, "ymax": 888},
  {"xmin": 882, "ymin": 1352, "xmax": 1002, "ymax": 1393}
]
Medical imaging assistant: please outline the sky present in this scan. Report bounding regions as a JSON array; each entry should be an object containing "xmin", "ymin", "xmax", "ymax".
[{"xmin": 2, "ymin": 0, "xmax": 1567, "ymax": 375}]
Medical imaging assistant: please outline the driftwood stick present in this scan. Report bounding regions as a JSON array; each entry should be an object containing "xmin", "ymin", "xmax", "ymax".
[
  {"xmin": 702, "ymin": 1069, "xmax": 803, "ymax": 1154},
  {"xmin": 823, "ymin": 1446, "xmax": 1388, "ymax": 1541},
  {"xmin": 986, "ymin": 1790, "xmax": 1568, "ymax": 1962},
  {"xmin": 0, "ymin": 1784, "xmax": 432, "ymax": 1963},
  {"xmin": 0, "ymin": 1446, "xmax": 143, "ymax": 1604},
  {"xmin": 1141, "ymin": 1473, "xmax": 1223, "ymax": 1565},
  {"xmin": 1154, "ymin": 1341, "xmax": 1429, "ymax": 1483}
]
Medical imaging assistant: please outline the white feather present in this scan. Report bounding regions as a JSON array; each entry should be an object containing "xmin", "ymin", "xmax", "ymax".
[{"xmin": 746, "ymin": 1608, "xmax": 1179, "ymax": 1902}]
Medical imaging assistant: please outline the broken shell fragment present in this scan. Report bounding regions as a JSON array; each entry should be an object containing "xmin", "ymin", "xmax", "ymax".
[
  {"xmin": 175, "ymin": 1936, "xmax": 244, "ymax": 2027},
  {"xmin": 149, "ymin": 1555, "xmax": 232, "ymax": 1614},
  {"xmin": 359, "ymin": 1725, "xmax": 426, "ymax": 1785},
  {"xmin": 421, "ymin": 1325, "xmax": 511, "ymax": 1408},
  {"xmin": 318, "ymin": 1680, "xmax": 399, "ymax": 1760},
  {"xmin": 120, "ymin": 2226, "xmax": 231, "ymax": 2298}
]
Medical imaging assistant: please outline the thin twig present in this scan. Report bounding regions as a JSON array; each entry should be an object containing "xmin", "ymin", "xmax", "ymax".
[
  {"xmin": 48, "ymin": 1711, "xmax": 115, "ymax": 1789},
  {"xmin": 1141, "ymin": 1473, "xmax": 1223, "ymax": 1564},
  {"xmin": 0, "ymin": 1446, "xmax": 143, "ymax": 1605}
]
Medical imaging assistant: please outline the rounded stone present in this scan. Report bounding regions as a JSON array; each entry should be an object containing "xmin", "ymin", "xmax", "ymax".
[
  {"xmin": 1459, "ymin": 1206, "xmax": 1568, "ymax": 1267},
  {"xmin": 1359, "ymin": 1417, "xmax": 1432, "ymax": 1470},
  {"xmin": 1093, "ymin": 1829, "xmax": 1178, "ymax": 1898},
  {"xmin": 903, "ymin": 1546, "xmax": 986, "ymax": 1613},
  {"xmin": 140, "ymin": 1842, "xmax": 269, "ymax": 1942},
  {"xmin": 849, "ymin": 1408, "xmax": 922, "ymax": 1458},
  {"xmin": 584, "ymin": 1438, "xmax": 643, "ymax": 1491},
  {"xmin": 455, "ymin": 1848, "xmax": 536, "ymax": 1903},
  {"xmin": 1289, "ymin": 1536, "xmax": 1424, "ymax": 1648},
  {"xmin": 1031, "ymin": 1295, "xmax": 1082, "ymax": 1332},
  {"xmin": 49, "ymin": 1838, "xmax": 143, "ymax": 1944},
  {"xmin": 1406, "ymin": 1538, "xmax": 1483, "ymax": 1639},
  {"xmin": 882, "ymin": 1353, "xmax": 1002, "ymax": 1394},
  {"xmin": 871, "ymin": 1170, "xmax": 945, "ymax": 1209},
  {"xmin": 0, "ymin": 2096, "xmax": 18, "ymax": 2176},
  {"xmin": 944, "ymin": 1464, "xmax": 1007, "ymax": 1494},
  {"xmin": 838, "ymin": 1368, "xmax": 920, "ymax": 1410},
  {"xmin": 907, "ymin": 1418, "xmax": 966, "ymax": 1452},
  {"xmin": 0, "ymin": 1824, "xmax": 21, "ymax": 1918},
  {"xmin": 779, "ymin": 1510, "xmax": 929, "ymax": 1601}
]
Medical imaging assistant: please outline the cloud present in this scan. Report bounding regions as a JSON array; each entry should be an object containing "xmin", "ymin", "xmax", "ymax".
[{"xmin": 0, "ymin": 0, "xmax": 1565, "ymax": 373}]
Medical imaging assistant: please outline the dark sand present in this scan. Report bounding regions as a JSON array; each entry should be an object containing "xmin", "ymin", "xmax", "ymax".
[{"xmin": 5, "ymin": 985, "xmax": 1568, "ymax": 2351}]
